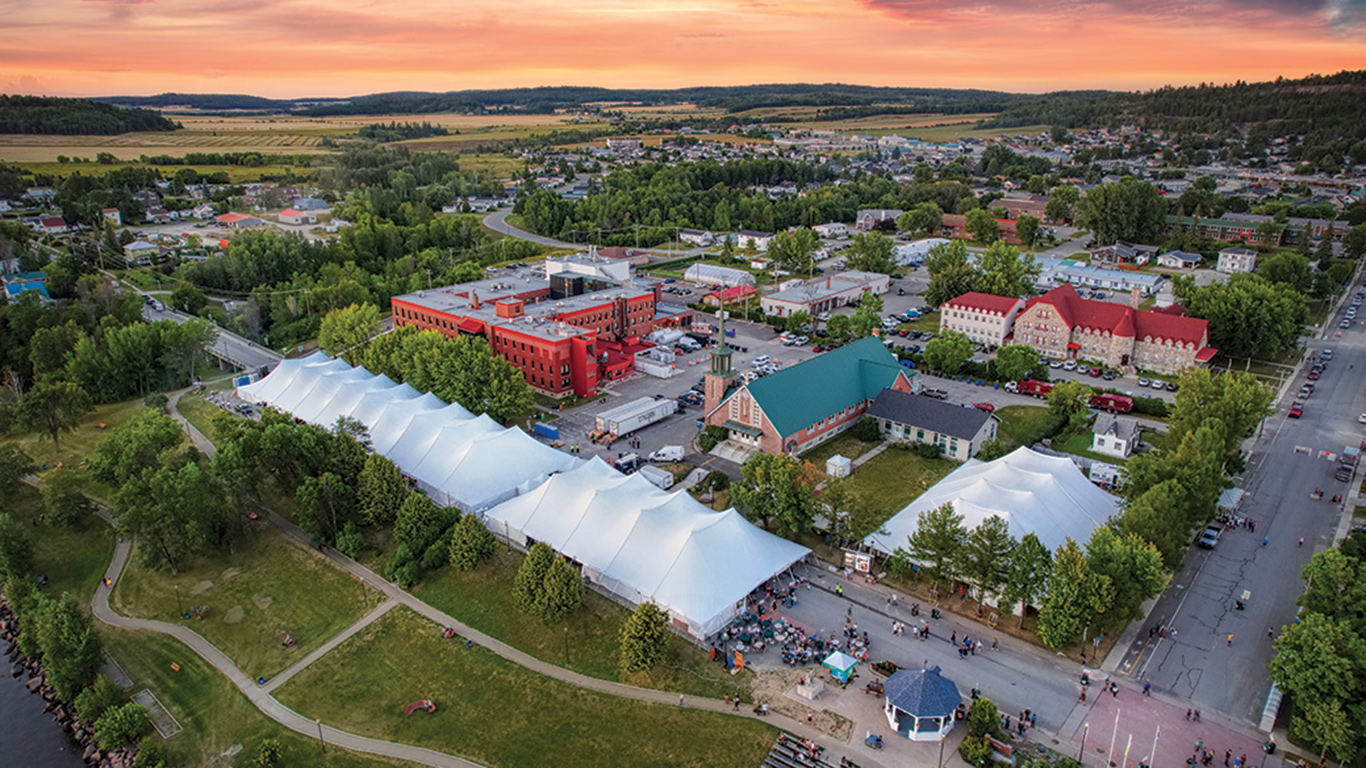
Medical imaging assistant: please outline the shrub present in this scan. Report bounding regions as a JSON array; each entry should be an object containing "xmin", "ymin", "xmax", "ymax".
[
  {"xmin": 74, "ymin": 674, "xmax": 125, "ymax": 724},
  {"xmin": 256, "ymin": 738, "xmax": 283, "ymax": 767},
  {"xmin": 335, "ymin": 522, "xmax": 365, "ymax": 558},
  {"xmin": 1131, "ymin": 396, "xmax": 1169, "ymax": 417},
  {"xmin": 852, "ymin": 416, "xmax": 881, "ymax": 442},
  {"xmin": 385, "ymin": 544, "xmax": 416, "ymax": 581},
  {"xmin": 698, "ymin": 425, "xmax": 728, "ymax": 452},
  {"xmin": 705, "ymin": 470, "xmax": 730, "ymax": 491},
  {"xmin": 916, "ymin": 442, "xmax": 943, "ymax": 459},
  {"xmin": 134, "ymin": 736, "xmax": 167, "ymax": 768},
  {"xmin": 94, "ymin": 702, "xmax": 148, "ymax": 749}
]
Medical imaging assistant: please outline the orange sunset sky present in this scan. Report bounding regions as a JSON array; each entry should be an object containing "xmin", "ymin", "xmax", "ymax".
[{"xmin": 5, "ymin": 0, "xmax": 1366, "ymax": 98}]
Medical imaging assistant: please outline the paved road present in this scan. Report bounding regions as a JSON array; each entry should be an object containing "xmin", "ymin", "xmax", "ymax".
[
  {"xmin": 482, "ymin": 209, "xmax": 578, "ymax": 248},
  {"xmin": 1112, "ymin": 284, "xmax": 1366, "ymax": 727},
  {"xmin": 142, "ymin": 302, "xmax": 283, "ymax": 373}
]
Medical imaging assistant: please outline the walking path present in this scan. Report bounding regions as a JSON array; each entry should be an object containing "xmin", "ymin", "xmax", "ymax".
[
  {"xmin": 94, "ymin": 391, "xmax": 894, "ymax": 768},
  {"xmin": 262, "ymin": 599, "xmax": 398, "ymax": 694}
]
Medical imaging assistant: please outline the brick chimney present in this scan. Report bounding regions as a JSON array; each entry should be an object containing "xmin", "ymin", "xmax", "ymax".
[
  {"xmin": 1128, "ymin": 286, "xmax": 1141, "ymax": 309},
  {"xmin": 471, "ymin": 290, "xmax": 481, "ymax": 310}
]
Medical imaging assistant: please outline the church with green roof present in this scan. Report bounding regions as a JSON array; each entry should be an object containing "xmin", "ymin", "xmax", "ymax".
[{"xmin": 703, "ymin": 335, "xmax": 914, "ymax": 456}]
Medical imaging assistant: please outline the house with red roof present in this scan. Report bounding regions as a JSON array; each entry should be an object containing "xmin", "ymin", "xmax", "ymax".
[
  {"xmin": 938, "ymin": 292, "xmax": 1025, "ymax": 345},
  {"xmin": 940, "ymin": 214, "xmax": 1020, "ymax": 245},
  {"xmin": 1012, "ymin": 284, "xmax": 1216, "ymax": 373},
  {"xmin": 702, "ymin": 285, "xmax": 756, "ymax": 307},
  {"xmin": 277, "ymin": 208, "xmax": 317, "ymax": 226},
  {"xmin": 37, "ymin": 215, "xmax": 68, "ymax": 234},
  {"xmin": 216, "ymin": 212, "xmax": 262, "ymax": 229}
]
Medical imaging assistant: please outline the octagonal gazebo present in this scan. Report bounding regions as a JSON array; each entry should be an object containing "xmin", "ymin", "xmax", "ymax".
[{"xmin": 883, "ymin": 665, "xmax": 962, "ymax": 742}]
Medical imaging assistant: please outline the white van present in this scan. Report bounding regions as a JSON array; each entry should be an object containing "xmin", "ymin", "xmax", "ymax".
[
  {"xmin": 752, "ymin": 355, "xmax": 772, "ymax": 367},
  {"xmin": 649, "ymin": 445, "xmax": 685, "ymax": 462}
]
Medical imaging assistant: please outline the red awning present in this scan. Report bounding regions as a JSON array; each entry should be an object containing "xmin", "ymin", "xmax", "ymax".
[
  {"xmin": 1194, "ymin": 347, "xmax": 1218, "ymax": 362},
  {"xmin": 1066, "ymin": 343, "xmax": 1081, "ymax": 349},
  {"xmin": 457, "ymin": 319, "xmax": 484, "ymax": 334}
]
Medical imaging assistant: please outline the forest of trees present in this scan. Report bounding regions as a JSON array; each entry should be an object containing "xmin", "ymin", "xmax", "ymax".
[
  {"xmin": 356, "ymin": 121, "xmax": 451, "ymax": 142},
  {"xmin": 982, "ymin": 70, "xmax": 1366, "ymax": 145},
  {"xmin": 0, "ymin": 95, "xmax": 179, "ymax": 135}
]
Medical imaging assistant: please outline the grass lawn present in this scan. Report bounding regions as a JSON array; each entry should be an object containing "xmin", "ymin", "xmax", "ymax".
[
  {"xmin": 898, "ymin": 310, "xmax": 940, "ymax": 333},
  {"xmin": 411, "ymin": 550, "xmax": 743, "ymax": 700},
  {"xmin": 842, "ymin": 446, "xmax": 956, "ymax": 522},
  {"xmin": 1055, "ymin": 431, "xmax": 1126, "ymax": 465},
  {"xmin": 275, "ymin": 607, "xmax": 775, "ymax": 768},
  {"xmin": 3, "ymin": 398, "xmax": 149, "ymax": 472},
  {"xmin": 113, "ymin": 526, "xmax": 381, "ymax": 681},
  {"xmin": 994, "ymin": 404, "xmax": 1062, "ymax": 449},
  {"xmin": 101, "ymin": 628, "xmax": 406, "ymax": 768},
  {"xmin": 801, "ymin": 431, "xmax": 881, "ymax": 465},
  {"xmin": 7, "ymin": 484, "xmax": 115, "ymax": 605},
  {"xmin": 175, "ymin": 392, "xmax": 224, "ymax": 443}
]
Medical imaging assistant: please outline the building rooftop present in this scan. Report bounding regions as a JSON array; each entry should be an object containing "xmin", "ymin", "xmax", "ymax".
[
  {"xmin": 867, "ymin": 388, "xmax": 994, "ymax": 440},
  {"xmin": 1026, "ymin": 284, "xmax": 1208, "ymax": 345},
  {"xmin": 766, "ymin": 271, "xmax": 883, "ymax": 304},
  {"xmin": 942, "ymin": 292, "xmax": 1024, "ymax": 315},
  {"xmin": 743, "ymin": 336, "xmax": 908, "ymax": 436}
]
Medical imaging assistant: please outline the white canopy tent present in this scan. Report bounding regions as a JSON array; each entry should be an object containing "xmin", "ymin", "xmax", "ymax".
[
  {"xmin": 866, "ymin": 447, "xmax": 1121, "ymax": 557},
  {"xmin": 483, "ymin": 458, "xmax": 810, "ymax": 639},
  {"xmin": 238, "ymin": 352, "xmax": 580, "ymax": 512}
]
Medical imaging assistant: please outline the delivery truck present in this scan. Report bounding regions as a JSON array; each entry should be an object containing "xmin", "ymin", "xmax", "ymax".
[{"xmin": 594, "ymin": 397, "xmax": 678, "ymax": 437}]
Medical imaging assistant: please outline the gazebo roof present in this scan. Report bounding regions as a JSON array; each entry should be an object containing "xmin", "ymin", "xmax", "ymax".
[
  {"xmin": 885, "ymin": 666, "xmax": 961, "ymax": 718},
  {"xmin": 822, "ymin": 650, "xmax": 859, "ymax": 673}
]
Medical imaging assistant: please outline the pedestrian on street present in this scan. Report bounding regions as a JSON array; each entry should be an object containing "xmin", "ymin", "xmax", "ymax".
[
  {"xmin": 1185, "ymin": 709, "xmax": 1192, "ymax": 721},
  {"xmin": 1143, "ymin": 680, "xmax": 1152, "ymax": 696},
  {"xmin": 992, "ymin": 638, "xmax": 998, "ymax": 650},
  {"xmin": 1111, "ymin": 683, "xmax": 1118, "ymax": 698},
  {"xmin": 679, "ymin": 695, "xmax": 685, "ymax": 706},
  {"xmin": 1262, "ymin": 537, "xmax": 1268, "ymax": 547},
  {"xmin": 1227, "ymin": 634, "xmax": 1234, "ymax": 646},
  {"xmin": 1224, "ymin": 749, "xmax": 1232, "ymax": 766},
  {"xmin": 1193, "ymin": 708, "xmax": 1201, "ymax": 721},
  {"xmin": 1268, "ymin": 626, "xmax": 1275, "ymax": 638},
  {"xmin": 1300, "ymin": 537, "xmax": 1305, "ymax": 547},
  {"xmin": 734, "ymin": 696, "xmax": 741, "ymax": 711},
  {"xmin": 951, "ymin": 631, "xmax": 957, "ymax": 645}
]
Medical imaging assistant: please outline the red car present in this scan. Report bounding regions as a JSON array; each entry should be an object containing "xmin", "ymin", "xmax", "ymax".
[
  {"xmin": 1289, "ymin": 402, "xmax": 1303, "ymax": 418},
  {"xmin": 1307, "ymin": 370, "xmax": 1320, "ymax": 380},
  {"xmin": 973, "ymin": 402, "xmax": 995, "ymax": 413}
]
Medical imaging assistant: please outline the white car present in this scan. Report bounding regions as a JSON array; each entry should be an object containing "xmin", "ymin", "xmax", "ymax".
[
  {"xmin": 1137, "ymin": 377, "xmax": 1150, "ymax": 387},
  {"xmin": 1063, "ymin": 360, "xmax": 1078, "ymax": 371},
  {"xmin": 1359, "ymin": 413, "xmax": 1366, "ymax": 424}
]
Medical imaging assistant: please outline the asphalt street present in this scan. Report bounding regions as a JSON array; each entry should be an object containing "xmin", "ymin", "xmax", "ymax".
[
  {"xmin": 140, "ymin": 297, "xmax": 283, "ymax": 373},
  {"xmin": 1113, "ymin": 286, "xmax": 1366, "ymax": 727}
]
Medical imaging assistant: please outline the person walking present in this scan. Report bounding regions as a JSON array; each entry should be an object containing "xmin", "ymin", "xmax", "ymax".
[
  {"xmin": 1227, "ymin": 634, "xmax": 1234, "ymax": 646},
  {"xmin": 679, "ymin": 694, "xmax": 685, "ymax": 706},
  {"xmin": 1143, "ymin": 680, "xmax": 1151, "ymax": 696},
  {"xmin": 1268, "ymin": 626, "xmax": 1275, "ymax": 638},
  {"xmin": 1185, "ymin": 709, "xmax": 1192, "ymax": 721},
  {"xmin": 1224, "ymin": 750, "xmax": 1231, "ymax": 767}
]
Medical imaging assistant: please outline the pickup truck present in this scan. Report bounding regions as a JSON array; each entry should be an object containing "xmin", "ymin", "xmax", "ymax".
[{"xmin": 920, "ymin": 388, "xmax": 949, "ymax": 400}]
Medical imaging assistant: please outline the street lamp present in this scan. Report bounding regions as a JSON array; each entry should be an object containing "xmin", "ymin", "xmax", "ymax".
[
  {"xmin": 174, "ymin": 584, "xmax": 185, "ymax": 619},
  {"xmin": 1078, "ymin": 723, "xmax": 1089, "ymax": 762},
  {"xmin": 317, "ymin": 719, "xmax": 326, "ymax": 753}
]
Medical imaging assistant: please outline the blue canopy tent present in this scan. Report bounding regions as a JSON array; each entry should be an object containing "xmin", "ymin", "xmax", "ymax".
[{"xmin": 822, "ymin": 650, "xmax": 859, "ymax": 684}]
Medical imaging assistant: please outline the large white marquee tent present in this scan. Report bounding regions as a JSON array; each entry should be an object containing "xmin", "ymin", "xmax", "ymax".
[
  {"xmin": 239, "ymin": 352, "xmax": 580, "ymax": 512},
  {"xmin": 483, "ymin": 458, "xmax": 810, "ymax": 639},
  {"xmin": 865, "ymin": 447, "xmax": 1121, "ymax": 556}
]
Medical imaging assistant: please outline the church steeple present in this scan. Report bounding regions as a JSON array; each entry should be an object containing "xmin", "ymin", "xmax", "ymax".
[{"xmin": 704, "ymin": 287, "xmax": 738, "ymax": 413}]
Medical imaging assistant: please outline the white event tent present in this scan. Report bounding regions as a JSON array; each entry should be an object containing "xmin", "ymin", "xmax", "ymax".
[
  {"xmin": 238, "ymin": 352, "xmax": 580, "ymax": 512},
  {"xmin": 865, "ymin": 447, "xmax": 1121, "ymax": 557},
  {"xmin": 483, "ymin": 458, "xmax": 811, "ymax": 639}
]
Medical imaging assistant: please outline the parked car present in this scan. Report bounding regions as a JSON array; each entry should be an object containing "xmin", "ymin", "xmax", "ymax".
[
  {"xmin": 1198, "ymin": 525, "xmax": 1222, "ymax": 549},
  {"xmin": 1150, "ymin": 378, "xmax": 1166, "ymax": 389},
  {"xmin": 972, "ymin": 402, "xmax": 995, "ymax": 412},
  {"xmin": 1289, "ymin": 402, "xmax": 1303, "ymax": 418},
  {"xmin": 1307, "ymin": 370, "xmax": 1321, "ymax": 381},
  {"xmin": 1165, "ymin": 382, "xmax": 1179, "ymax": 392},
  {"xmin": 1049, "ymin": 360, "xmax": 1064, "ymax": 369},
  {"xmin": 1063, "ymin": 360, "xmax": 1078, "ymax": 371},
  {"xmin": 1137, "ymin": 377, "xmax": 1150, "ymax": 387},
  {"xmin": 1102, "ymin": 370, "xmax": 1117, "ymax": 381},
  {"xmin": 1076, "ymin": 365, "xmax": 1090, "ymax": 375}
]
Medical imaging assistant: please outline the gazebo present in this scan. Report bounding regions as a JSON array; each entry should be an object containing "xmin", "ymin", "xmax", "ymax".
[
  {"xmin": 883, "ymin": 666, "xmax": 962, "ymax": 742},
  {"xmin": 821, "ymin": 650, "xmax": 859, "ymax": 684}
]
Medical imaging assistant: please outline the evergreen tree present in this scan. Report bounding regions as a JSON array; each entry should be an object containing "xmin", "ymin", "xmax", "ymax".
[
  {"xmin": 535, "ymin": 556, "xmax": 585, "ymax": 625},
  {"xmin": 448, "ymin": 513, "xmax": 498, "ymax": 572},
  {"xmin": 357, "ymin": 453, "xmax": 406, "ymax": 525},
  {"xmin": 0, "ymin": 512, "xmax": 33, "ymax": 581},
  {"xmin": 620, "ymin": 602, "xmax": 670, "ymax": 674},
  {"xmin": 900, "ymin": 503, "xmax": 967, "ymax": 587},
  {"xmin": 515, "ymin": 542, "xmax": 557, "ymax": 613},
  {"xmin": 962, "ymin": 515, "xmax": 1016, "ymax": 604},
  {"xmin": 393, "ymin": 492, "xmax": 441, "ymax": 552},
  {"xmin": 1001, "ymin": 533, "xmax": 1051, "ymax": 628}
]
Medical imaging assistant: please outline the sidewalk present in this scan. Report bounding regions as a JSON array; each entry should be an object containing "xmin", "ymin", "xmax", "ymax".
[{"xmin": 1066, "ymin": 685, "xmax": 1270, "ymax": 768}]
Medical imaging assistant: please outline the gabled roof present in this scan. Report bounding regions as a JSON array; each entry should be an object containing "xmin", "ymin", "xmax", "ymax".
[
  {"xmin": 942, "ymin": 292, "xmax": 1024, "ymax": 316},
  {"xmin": 866, "ymin": 388, "xmax": 993, "ymax": 441},
  {"xmin": 1024, "ymin": 284, "xmax": 1209, "ymax": 346},
  {"xmin": 39, "ymin": 216, "xmax": 65, "ymax": 228},
  {"xmin": 278, "ymin": 208, "xmax": 303, "ymax": 217},
  {"xmin": 216, "ymin": 212, "xmax": 248, "ymax": 223},
  {"xmin": 1093, "ymin": 413, "xmax": 1139, "ymax": 442},
  {"xmin": 741, "ymin": 336, "xmax": 909, "ymax": 437},
  {"xmin": 884, "ymin": 666, "xmax": 961, "ymax": 718}
]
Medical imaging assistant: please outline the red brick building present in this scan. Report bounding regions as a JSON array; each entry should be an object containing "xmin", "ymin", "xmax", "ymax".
[
  {"xmin": 940, "ymin": 214, "xmax": 1020, "ymax": 245},
  {"xmin": 392, "ymin": 278, "xmax": 691, "ymax": 398}
]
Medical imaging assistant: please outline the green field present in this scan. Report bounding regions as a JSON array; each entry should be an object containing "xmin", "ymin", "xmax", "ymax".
[
  {"xmin": 801, "ymin": 431, "xmax": 881, "ymax": 466},
  {"xmin": 898, "ymin": 310, "xmax": 941, "ymax": 333},
  {"xmin": 275, "ymin": 607, "xmax": 775, "ymax": 768},
  {"xmin": 113, "ymin": 526, "xmax": 380, "ymax": 680},
  {"xmin": 11, "ymin": 161, "xmax": 313, "ymax": 181},
  {"xmin": 175, "ymin": 392, "xmax": 224, "ymax": 444},
  {"xmin": 6, "ymin": 484, "xmax": 115, "ymax": 605},
  {"xmin": 102, "ymin": 628, "xmax": 407, "ymax": 768},
  {"xmin": 841, "ymin": 446, "xmax": 956, "ymax": 522},
  {"xmin": 994, "ymin": 404, "xmax": 1063, "ymax": 449},
  {"xmin": 411, "ymin": 550, "xmax": 743, "ymax": 700},
  {"xmin": 3, "ymin": 398, "xmax": 149, "ymax": 474}
]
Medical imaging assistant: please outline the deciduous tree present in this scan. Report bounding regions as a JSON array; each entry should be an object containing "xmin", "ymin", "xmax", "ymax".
[
  {"xmin": 17, "ymin": 380, "xmax": 92, "ymax": 452},
  {"xmin": 89, "ymin": 409, "xmax": 185, "ymax": 487},
  {"xmin": 1038, "ymin": 538, "xmax": 1113, "ymax": 648},
  {"xmin": 1001, "ymin": 533, "xmax": 1051, "ymax": 627},
  {"xmin": 0, "ymin": 512, "xmax": 33, "ymax": 581},
  {"xmin": 535, "ymin": 555, "xmax": 584, "ymax": 625},
  {"xmin": 0, "ymin": 445, "xmax": 36, "ymax": 495},
  {"xmin": 962, "ymin": 515, "xmax": 1015, "ymax": 604},
  {"xmin": 43, "ymin": 468, "xmax": 94, "ymax": 528},
  {"xmin": 357, "ymin": 453, "xmax": 406, "ymax": 526},
  {"xmin": 845, "ymin": 232, "xmax": 898, "ymax": 274},
  {"xmin": 965, "ymin": 209, "xmax": 1000, "ymax": 243},
  {"xmin": 898, "ymin": 202, "xmax": 943, "ymax": 237},
  {"xmin": 93, "ymin": 702, "xmax": 148, "ymax": 749},
  {"xmin": 732, "ymin": 452, "xmax": 816, "ymax": 537},
  {"xmin": 924, "ymin": 240, "xmax": 978, "ymax": 307},
  {"xmin": 1045, "ymin": 379, "xmax": 1093, "ymax": 424},
  {"xmin": 1085, "ymin": 527, "xmax": 1165, "ymax": 627},
  {"xmin": 1077, "ymin": 178, "xmax": 1167, "ymax": 245},
  {"xmin": 35, "ymin": 593, "xmax": 103, "ymax": 701},
  {"xmin": 923, "ymin": 330, "xmax": 974, "ymax": 374},
  {"xmin": 974, "ymin": 241, "xmax": 1040, "ymax": 299},
  {"xmin": 993, "ymin": 344, "xmax": 1040, "ymax": 382},
  {"xmin": 318, "ymin": 303, "xmax": 382, "ymax": 362}
]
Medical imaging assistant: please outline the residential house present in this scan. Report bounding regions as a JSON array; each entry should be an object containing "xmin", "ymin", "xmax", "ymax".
[
  {"xmin": 122, "ymin": 240, "xmax": 160, "ymax": 266},
  {"xmin": 703, "ymin": 336, "xmax": 915, "ymax": 455},
  {"xmin": 939, "ymin": 214, "xmax": 1021, "ymax": 245},
  {"xmin": 1091, "ymin": 414, "xmax": 1140, "ymax": 459},
  {"xmin": 679, "ymin": 229, "xmax": 714, "ymax": 247},
  {"xmin": 866, "ymin": 388, "xmax": 999, "ymax": 461},
  {"xmin": 191, "ymin": 203, "xmax": 216, "ymax": 219},
  {"xmin": 292, "ymin": 197, "xmax": 329, "ymax": 211},
  {"xmin": 735, "ymin": 230, "xmax": 774, "ymax": 251},
  {"xmin": 1090, "ymin": 242, "xmax": 1158, "ymax": 266},
  {"xmin": 24, "ymin": 187, "xmax": 56, "ymax": 203},
  {"xmin": 0, "ymin": 200, "xmax": 11, "ymax": 213},
  {"xmin": 216, "ymin": 213, "xmax": 263, "ymax": 229},
  {"xmin": 145, "ymin": 207, "xmax": 173, "ymax": 224},
  {"xmin": 855, "ymin": 209, "xmax": 904, "ymax": 230},
  {"xmin": 101, "ymin": 208, "xmax": 122, "ymax": 226},
  {"xmin": 3, "ymin": 281, "xmax": 50, "ymax": 302},
  {"xmin": 989, "ymin": 197, "xmax": 1048, "ymax": 220},
  {"xmin": 1155, "ymin": 251, "xmax": 1202, "ymax": 269},
  {"xmin": 1215, "ymin": 247, "xmax": 1257, "ymax": 274},
  {"xmin": 938, "ymin": 292, "xmax": 1025, "ymax": 346},
  {"xmin": 277, "ymin": 208, "xmax": 317, "ymax": 226},
  {"xmin": 1012, "ymin": 284, "xmax": 1216, "ymax": 373},
  {"xmin": 813, "ymin": 222, "xmax": 850, "ymax": 239},
  {"xmin": 37, "ymin": 216, "xmax": 67, "ymax": 234}
]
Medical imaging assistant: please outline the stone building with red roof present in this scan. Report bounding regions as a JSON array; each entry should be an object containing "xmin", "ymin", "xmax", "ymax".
[{"xmin": 1012, "ymin": 284, "xmax": 1216, "ymax": 373}]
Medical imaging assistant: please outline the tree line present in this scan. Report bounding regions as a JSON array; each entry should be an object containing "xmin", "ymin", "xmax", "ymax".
[
  {"xmin": 0, "ymin": 95, "xmax": 178, "ymax": 135},
  {"xmin": 356, "ymin": 121, "xmax": 451, "ymax": 142}
]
